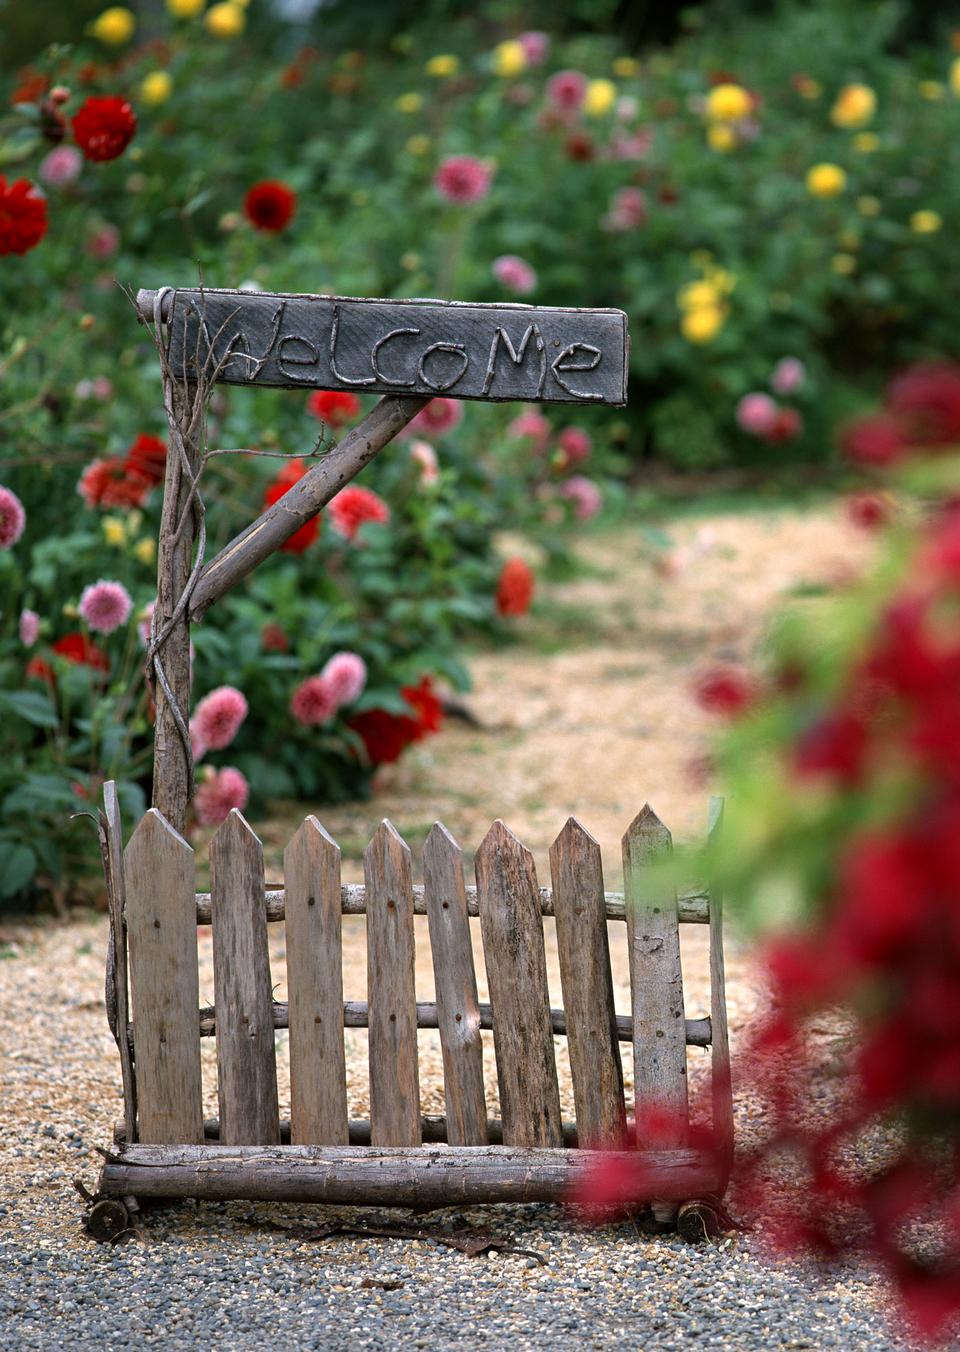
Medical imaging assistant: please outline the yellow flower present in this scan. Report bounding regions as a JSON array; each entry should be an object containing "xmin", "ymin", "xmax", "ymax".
[
  {"xmin": 583, "ymin": 78, "xmax": 617, "ymax": 117},
  {"xmin": 681, "ymin": 304, "xmax": 725, "ymax": 343},
  {"xmin": 806, "ymin": 162, "xmax": 847, "ymax": 198},
  {"xmin": 831, "ymin": 252, "xmax": 857, "ymax": 275},
  {"xmin": 919, "ymin": 80, "xmax": 944, "ymax": 100},
  {"xmin": 405, "ymin": 134, "xmax": 430, "ymax": 156},
  {"xmin": 491, "ymin": 40, "xmax": 526, "ymax": 78},
  {"xmin": 911, "ymin": 209, "xmax": 943, "ymax": 234},
  {"xmin": 395, "ymin": 92, "xmax": 422, "ymax": 114},
  {"xmin": 426, "ymin": 54, "xmax": 459, "ymax": 78},
  {"xmin": 706, "ymin": 266, "xmax": 736, "ymax": 294},
  {"xmin": 796, "ymin": 76, "xmax": 822, "ymax": 99},
  {"xmin": 91, "ymin": 6, "xmax": 135, "ymax": 44},
  {"xmin": 705, "ymin": 82, "xmax": 751, "ymax": 123},
  {"xmin": 678, "ymin": 279, "xmax": 721, "ymax": 311},
  {"xmin": 612, "ymin": 57, "xmax": 639, "ymax": 78},
  {"xmin": 830, "ymin": 83, "xmax": 876, "ymax": 129},
  {"xmin": 857, "ymin": 195, "xmax": 881, "ymax": 216},
  {"xmin": 166, "ymin": 0, "xmax": 205, "ymax": 15},
  {"xmin": 102, "ymin": 517, "xmax": 127, "ymax": 548},
  {"xmin": 204, "ymin": 1, "xmax": 244, "ymax": 37},
  {"xmin": 853, "ymin": 132, "xmax": 879, "ymax": 153},
  {"xmin": 951, "ymin": 58, "xmax": 960, "ymax": 97},
  {"xmin": 134, "ymin": 538, "xmax": 156, "ymax": 566},
  {"xmin": 141, "ymin": 71, "xmax": 172, "ymax": 105},
  {"xmin": 707, "ymin": 123, "xmax": 736, "ymax": 152}
]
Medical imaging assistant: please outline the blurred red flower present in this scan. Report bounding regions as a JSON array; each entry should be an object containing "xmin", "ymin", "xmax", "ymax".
[
  {"xmin": 262, "ymin": 458, "xmax": 318, "ymax": 554},
  {"xmin": 307, "ymin": 390, "xmax": 361, "ymax": 427},
  {"xmin": 10, "ymin": 68, "xmax": 48, "ymax": 106},
  {"xmin": 71, "ymin": 96, "xmax": 137, "ymax": 162},
  {"xmin": 53, "ymin": 633, "xmax": 110, "ymax": 671},
  {"xmin": 77, "ymin": 456, "xmax": 151, "ymax": 510},
  {"xmin": 496, "ymin": 558, "xmax": 534, "ymax": 617},
  {"xmin": 693, "ymin": 665, "xmax": 755, "ymax": 715},
  {"xmin": 123, "ymin": 433, "xmax": 167, "ymax": 486},
  {"xmin": 348, "ymin": 677, "xmax": 444, "ymax": 765},
  {"xmin": 0, "ymin": 177, "xmax": 47, "ymax": 256},
  {"xmin": 244, "ymin": 179, "xmax": 297, "ymax": 232},
  {"xmin": 888, "ymin": 365, "xmax": 960, "ymax": 447}
]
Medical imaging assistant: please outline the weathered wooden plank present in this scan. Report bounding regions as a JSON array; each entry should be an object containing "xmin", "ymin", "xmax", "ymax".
[
  {"xmin": 101, "ymin": 782, "xmax": 137, "ymax": 1143},
  {"xmin": 550, "ymin": 819, "xmax": 625, "ymax": 1147},
  {"xmin": 284, "ymin": 817, "xmax": 348, "ymax": 1146},
  {"xmin": 210, "ymin": 810, "xmax": 279, "ymax": 1145},
  {"xmin": 100, "ymin": 1144, "xmax": 723, "ymax": 1208},
  {"xmin": 124, "ymin": 809, "xmax": 203, "ymax": 1145},
  {"xmin": 422, "ymin": 823, "xmax": 488, "ymax": 1146},
  {"xmin": 195, "ymin": 884, "xmax": 712, "ymax": 926},
  {"xmin": 475, "ymin": 820, "xmax": 562, "ymax": 1147},
  {"xmin": 183, "ymin": 1001, "xmax": 710, "ymax": 1047},
  {"xmin": 707, "ymin": 797, "xmax": 734, "ymax": 1174},
  {"xmin": 119, "ymin": 1114, "xmax": 584, "ymax": 1148},
  {"xmin": 364, "ymin": 821, "xmax": 421, "ymax": 1146},
  {"xmin": 622, "ymin": 806, "xmax": 689, "ymax": 1146},
  {"xmin": 143, "ymin": 287, "xmax": 629, "ymax": 406}
]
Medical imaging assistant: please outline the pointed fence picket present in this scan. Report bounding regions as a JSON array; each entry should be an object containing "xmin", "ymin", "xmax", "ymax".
[{"xmin": 102, "ymin": 789, "xmax": 732, "ymax": 1215}]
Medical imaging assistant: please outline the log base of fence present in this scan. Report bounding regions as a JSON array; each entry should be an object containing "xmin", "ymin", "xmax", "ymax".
[{"xmin": 96, "ymin": 1143, "xmax": 724, "ymax": 1211}]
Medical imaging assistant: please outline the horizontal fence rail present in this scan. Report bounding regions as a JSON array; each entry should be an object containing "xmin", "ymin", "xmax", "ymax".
[{"xmin": 193, "ymin": 884, "xmax": 710, "ymax": 926}]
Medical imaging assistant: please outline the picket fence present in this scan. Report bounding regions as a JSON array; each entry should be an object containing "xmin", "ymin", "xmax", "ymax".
[{"xmin": 90, "ymin": 782, "xmax": 732, "ymax": 1238}]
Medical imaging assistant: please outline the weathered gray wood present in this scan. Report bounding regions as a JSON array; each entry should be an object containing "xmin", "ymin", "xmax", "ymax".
[
  {"xmin": 140, "ymin": 287, "xmax": 629, "ymax": 407},
  {"xmin": 622, "ymin": 806, "xmax": 689, "ymax": 1146},
  {"xmin": 550, "ymin": 819, "xmax": 625, "ymax": 1147},
  {"xmin": 422, "ymin": 824, "xmax": 488, "ymax": 1146},
  {"xmin": 707, "ymin": 797, "xmax": 734, "ymax": 1174},
  {"xmin": 284, "ymin": 817, "xmax": 348, "ymax": 1146},
  {"xmin": 475, "ymin": 821, "xmax": 562, "ymax": 1147},
  {"xmin": 99, "ymin": 1144, "xmax": 722, "ymax": 1207},
  {"xmin": 210, "ymin": 810, "xmax": 279, "ymax": 1145},
  {"xmin": 194, "ymin": 883, "xmax": 711, "ymax": 926},
  {"xmin": 183, "ymin": 1001, "xmax": 710, "ymax": 1048},
  {"xmin": 124, "ymin": 809, "xmax": 203, "ymax": 1145},
  {"xmin": 186, "ymin": 393, "xmax": 427, "ymax": 621},
  {"xmin": 364, "ymin": 821, "xmax": 421, "ymax": 1146},
  {"xmin": 101, "ymin": 781, "xmax": 137, "ymax": 1143},
  {"xmin": 119, "ymin": 1114, "xmax": 585, "ymax": 1148}
]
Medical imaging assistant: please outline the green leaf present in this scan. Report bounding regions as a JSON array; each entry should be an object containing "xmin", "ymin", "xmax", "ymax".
[
  {"xmin": 0, "ymin": 841, "xmax": 37, "ymax": 898},
  {"xmin": 0, "ymin": 689, "xmax": 59, "ymax": 729}
]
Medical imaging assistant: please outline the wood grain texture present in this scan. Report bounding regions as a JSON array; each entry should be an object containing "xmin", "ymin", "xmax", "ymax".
[
  {"xmin": 210, "ymin": 810, "xmax": 279, "ymax": 1146},
  {"xmin": 194, "ymin": 883, "xmax": 712, "ymax": 926},
  {"xmin": 187, "ymin": 394, "xmax": 426, "ymax": 621},
  {"xmin": 422, "ymin": 823, "xmax": 488, "ymax": 1146},
  {"xmin": 100, "ymin": 1144, "xmax": 723, "ymax": 1208},
  {"xmin": 143, "ymin": 287, "xmax": 629, "ymax": 407},
  {"xmin": 707, "ymin": 797, "xmax": 734, "ymax": 1174},
  {"xmin": 102, "ymin": 781, "xmax": 137, "ymax": 1142},
  {"xmin": 549, "ymin": 818, "xmax": 625, "ymax": 1147},
  {"xmin": 284, "ymin": 817, "xmax": 348, "ymax": 1146},
  {"xmin": 364, "ymin": 821, "xmax": 421, "ymax": 1146},
  {"xmin": 622, "ymin": 806, "xmax": 689, "ymax": 1147},
  {"xmin": 124, "ymin": 809, "xmax": 203, "ymax": 1145},
  {"xmin": 475, "ymin": 820, "xmax": 562, "ymax": 1148}
]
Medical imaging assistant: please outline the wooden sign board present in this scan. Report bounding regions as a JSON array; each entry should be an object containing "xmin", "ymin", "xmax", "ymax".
[{"xmin": 152, "ymin": 288, "xmax": 629, "ymax": 407}]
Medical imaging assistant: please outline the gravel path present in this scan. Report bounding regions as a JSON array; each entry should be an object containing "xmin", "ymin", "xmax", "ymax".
[{"xmin": 0, "ymin": 506, "xmax": 930, "ymax": 1350}]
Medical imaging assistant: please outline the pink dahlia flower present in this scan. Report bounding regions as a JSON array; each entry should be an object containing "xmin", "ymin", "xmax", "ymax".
[
  {"xmin": 492, "ymin": 254, "xmax": 537, "ymax": 295},
  {"xmin": 558, "ymin": 425, "xmax": 592, "ymax": 463},
  {"xmin": 403, "ymin": 397, "xmax": 463, "ymax": 439},
  {"xmin": 291, "ymin": 674, "xmax": 338, "ymax": 726},
  {"xmin": 409, "ymin": 439, "xmax": 440, "ymax": 484},
  {"xmin": 86, "ymin": 223, "xmax": 119, "ymax": 260},
  {"xmin": 508, "ymin": 409, "xmax": 551, "ymax": 448},
  {"xmin": 0, "ymin": 486, "xmax": 25, "ymax": 549},
  {"xmin": 192, "ymin": 685, "xmax": 249, "ymax": 751},
  {"xmin": 434, "ymin": 155, "xmax": 493, "ymax": 205},
  {"xmin": 328, "ymin": 485, "xmax": 391, "ymax": 541},
  {"xmin": 736, "ymin": 392, "xmax": 779, "ymax": 437},
  {"xmin": 518, "ymin": 31, "xmax": 549, "ymax": 66},
  {"xmin": 190, "ymin": 720, "xmax": 208, "ymax": 764},
  {"xmin": 78, "ymin": 578, "xmax": 132, "ymax": 633},
  {"xmin": 771, "ymin": 356, "xmax": 806, "ymax": 396},
  {"xmin": 603, "ymin": 186, "xmax": 648, "ymax": 231},
  {"xmin": 194, "ymin": 766, "xmax": 249, "ymax": 828},
  {"xmin": 321, "ymin": 651, "xmax": 367, "ymax": 707},
  {"xmin": 559, "ymin": 475, "xmax": 603, "ymax": 521},
  {"xmin": 38, "ymin": 145, "xmax": 82, "ymax": 187},
  {"xmin": 19, "ymin": 609, "xmax": 39, "ymax": 647},
  {"xmin": 546, "ymin": 69, "xmax": 587, "ymax": 111}
]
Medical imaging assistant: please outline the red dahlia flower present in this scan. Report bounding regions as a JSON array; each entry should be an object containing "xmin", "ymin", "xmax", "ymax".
[
  {"xmin": 53, "ymin": 632, "xmax": 110, "ymax": 671},
  {"xmin": 348, "ymin": 677, "xmax": 444, "ymax": 765},
  {"xmin": 123, "ymin": 433, "xmax": 167, "ymax": 485},
  {"xmin": 244, "ymin": 180, "xmax": 297, "ymax": 233},
  {"xmin": 328, "ymin": 485, "xmax": 390, "ymax": 541},
  {"xmin": 693, "ymin": 664, "xmax": 755, "ymax": 716},
  {"xmin": 496, "ymin": 558, "xmax": 534, "ymax": 617},
  {"xmin": 71, "ymin": 96, "xmax": 137, "ymax": 162},
  {"xmin": 0, "ymin": 177, "xmax": 48, "ymax": 255},
  {"xmin": 77, "ymin": 456, "xmax": 151, "ymax": 510},
  {"xmin": 307, "ymin": 390, "xmax": 361, "ymax": 427},
  {"xmin": 262, "ymin": 458, "xmax": 318, "ymax": 553}
]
